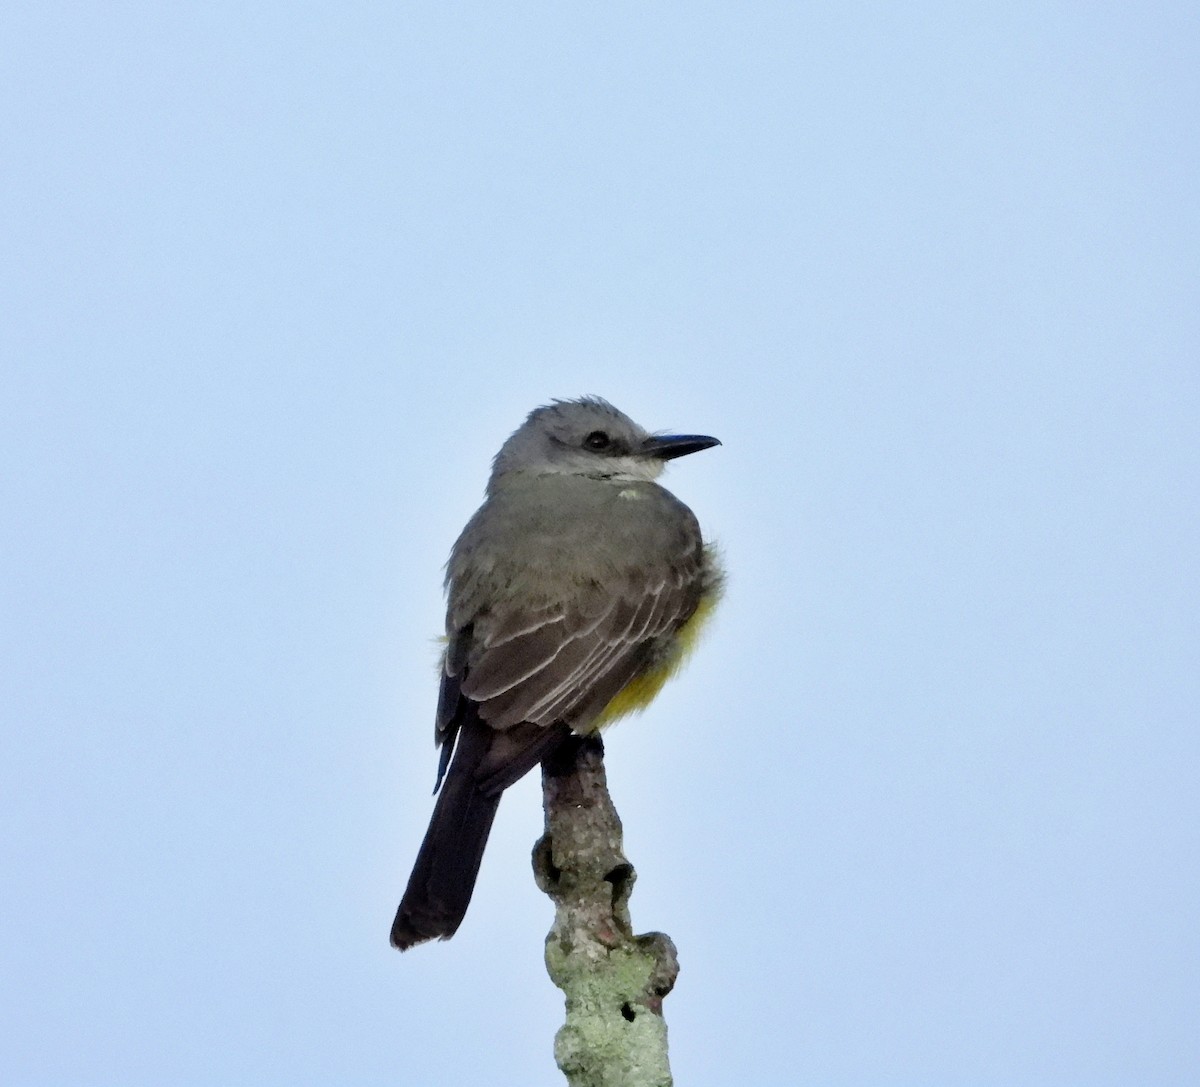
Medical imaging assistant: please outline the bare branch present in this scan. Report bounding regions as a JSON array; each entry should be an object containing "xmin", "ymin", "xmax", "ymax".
[{"xmin": 534, "ymin": 736, "xmax": 679, "ymax": 1087}]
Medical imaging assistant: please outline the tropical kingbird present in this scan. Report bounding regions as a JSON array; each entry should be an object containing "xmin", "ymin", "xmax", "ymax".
[{"xmin": 391, "ymin": 396, "xmax": 722, "ymax": 950}]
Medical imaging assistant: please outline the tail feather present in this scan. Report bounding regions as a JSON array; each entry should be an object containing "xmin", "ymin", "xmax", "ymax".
[
  {"xmin": 391, "ymin": 720, "xmax": 497, "ymax": 950},
  {"xmin": 390, "ymin": 714, "xmax": 572, "ymax": 950}
]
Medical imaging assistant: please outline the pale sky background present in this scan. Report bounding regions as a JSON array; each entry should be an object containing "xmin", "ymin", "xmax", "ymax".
[{"xmin": 3, "ymin": 4, "xmax": 1198, "ymax": 1085}]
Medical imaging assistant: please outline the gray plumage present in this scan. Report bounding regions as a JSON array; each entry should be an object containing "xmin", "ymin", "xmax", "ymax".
[{"xmin": 391, "ymin": 397, "xmax": 720, "ymax": 950}]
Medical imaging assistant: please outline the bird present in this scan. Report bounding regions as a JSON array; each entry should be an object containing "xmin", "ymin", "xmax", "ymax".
[{"xmin": 391, "ymin": 396, "xmax": 722, "ymax": 950}]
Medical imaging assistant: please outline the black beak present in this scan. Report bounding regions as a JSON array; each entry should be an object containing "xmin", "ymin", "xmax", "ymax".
[{"xmin": 642, "ymin": 433, "xmax": 722, "ymax": 461}]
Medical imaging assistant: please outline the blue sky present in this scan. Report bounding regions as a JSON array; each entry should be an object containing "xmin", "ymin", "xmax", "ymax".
[{"xmin": 3, "ymin": 4, "xmax": 1198, "ymax": 1084}]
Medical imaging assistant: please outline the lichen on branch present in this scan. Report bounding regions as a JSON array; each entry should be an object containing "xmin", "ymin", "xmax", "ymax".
[{"xmin": 534, "ymin": 736, "xmax": 679, "ymax": 1087}]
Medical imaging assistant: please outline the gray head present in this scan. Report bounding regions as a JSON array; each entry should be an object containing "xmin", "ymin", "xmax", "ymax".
[{"xmin": 489, "ymin": 396, "xmax": 720, "ymax": 492}]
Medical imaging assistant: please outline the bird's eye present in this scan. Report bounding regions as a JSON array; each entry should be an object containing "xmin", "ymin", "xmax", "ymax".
[{"xmin": 583, "ymin": 430, "xmax": 611, "ymax": 451}]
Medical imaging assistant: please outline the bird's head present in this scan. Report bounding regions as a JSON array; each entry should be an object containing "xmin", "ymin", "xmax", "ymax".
[{"xmin": 488, "ymin": 396, "xmax": 720, "ymax": 490}]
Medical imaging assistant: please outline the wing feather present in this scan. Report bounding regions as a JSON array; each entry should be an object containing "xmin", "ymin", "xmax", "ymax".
[
  {"xmin": 460, "ymin": 616, "xmax": 570, "ymax": 700},
  {"xmin": 481, "ymin": 570, "xmax": 697, "ymax": 730},
  {"xmin": 518, "ymin": 590, "xmax": 654, "ymax": 721}
]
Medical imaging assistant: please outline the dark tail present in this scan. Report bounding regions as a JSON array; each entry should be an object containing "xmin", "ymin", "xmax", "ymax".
[
  {"xmin": 390, "ymin": 717, "xmax": 498, "ymax": 950},
  {"xmin": 391, "ymin": 714, "xmax": 571, "ymax": 950}
]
